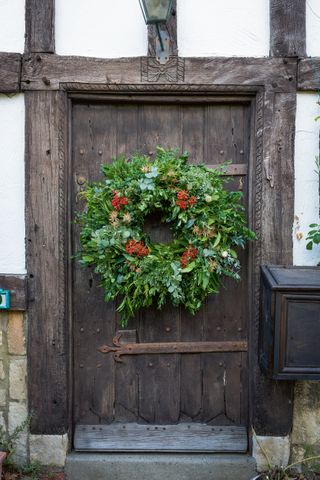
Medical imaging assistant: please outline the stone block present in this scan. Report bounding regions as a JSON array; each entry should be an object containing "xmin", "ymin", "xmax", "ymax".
[
  {"xmin": 8, "ymin": 402, "xmax": 28, "ymax": 434},
  {"xmin": 30, "ymin": 434, "xmax": 69, "ymax": 467},
  {"xmin": 0, "ymin": 361, "xmax": 5, "ymax": 381},
  {"xmin": 65, "ymin": 453, "xmax": 257, "ymax": 480},
  {"xmin": 9, "ymin": 358, "xmax": 27, "ymax": 401},
  {"xmin": 8, "ymin": 312, "xmax": 26, "ymax": 355},
  {"xmin": 292, "ymin": 381, "xmax": 320, "ymax": 445},
  {"xmin": 252, "ymin": 434, "xmax": 290, "ymax": 471},
  {"xmin": 0, "ymin": 389, "xmax": 6, "ymax": 407}
]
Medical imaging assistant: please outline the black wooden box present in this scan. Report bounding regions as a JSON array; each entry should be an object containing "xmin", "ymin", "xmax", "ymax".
[{"xmin": 260, "ymin": 265, "xmax": 320, "ymax": 380}]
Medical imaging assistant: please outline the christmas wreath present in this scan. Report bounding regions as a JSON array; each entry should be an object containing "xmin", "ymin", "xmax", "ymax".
[{"xmin": 77, "ymin": 147, "xmax": 255, "ymax": 326}]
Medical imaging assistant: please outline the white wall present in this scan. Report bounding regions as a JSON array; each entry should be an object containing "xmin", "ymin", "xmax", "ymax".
[
  {"xmin": 177, "ymin": 0, "xmax": 269, "ymax": 57},
  {"xmin": 0, "ymin": 95, "xmax": 25, "ymax": 274},
  {"xmin": 293, "ymin": 93, "xmax": 320, "ymax": 266},
  {"xmin": 55, "ymin": 0, "xmax": 147, "ymax": 58},
  {"xmin": 0, "ymin": 0, "xmax": 25, "ymax": 53},
  {"xmin": 306, "ymin": 0, "xmax": 320, "ymax": 57}
]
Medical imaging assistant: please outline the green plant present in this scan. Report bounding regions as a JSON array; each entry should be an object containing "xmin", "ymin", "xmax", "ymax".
[
  {"xmin": 306, "ymin": 115, "xmax": 320, "ymax": 254},
  {"xmin": 20, "ymin": 460, "xmax": 42, "ymax": 479},
  {"xmin": 77, "ymin": 147, "xmax": 255, "ymax": 326},
  {"xmin": 0, "ymin": 414, "xmax": 32, "ymax": 466},
  {"xmin": 252, "ymin": 431, "xmax": 320, "ymax": 480}
]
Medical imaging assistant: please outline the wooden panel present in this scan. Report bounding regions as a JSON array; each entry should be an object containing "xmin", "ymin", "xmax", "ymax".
[
  {"xmin": 71, "ymin": 100, "xmax": 250, "ymax": 440},
  {"xmin": 26, "ymin": 91, "xmax": 68, "ymax": 434},
  {"xmin": 0, "ymin": 275, "xmax": 27, "ymax": 311},
  {"xmin": 270, "ymin": 0, "xmax": 306, "ymax": 57},
  {"xmin": 137, "ymin": 104, "xmax": 181, "ymax": 424},
  {"xmin": 74, "ymin": 424, "xmax": 247, "ymax": 452},
  {"xmin": 25, "ymin": 0, "xmax": 55, "ymax": 53},
  {"xmin": 21, "ymin": 54, "xmax": 297, "ymax": 92},
  {"xmin": 72, "ymin": 103, "xmax": 117, "ymax": 425},
  {"xmin": 0, "ymin": 53, "xmax": 21, "ymax": 93},
  {"xmin": 251, "ymin": 92, "xmax": 296, "ymax": 436},
  {"xmin": 298, "ymin": 58, "xmax": 320, "ymax": 90}
]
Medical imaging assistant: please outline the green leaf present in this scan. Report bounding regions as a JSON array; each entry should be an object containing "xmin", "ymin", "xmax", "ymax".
[
  {"xmin": 181, "ymin": 262, "xmax": 196, "ymax": 273},
  {"xmin": 213, "ymin": 232, "xmax": 221, "ymax": 248},
  {"xmin": 306, "ymin": 241, "xmax": 313, "ymax": 250}
]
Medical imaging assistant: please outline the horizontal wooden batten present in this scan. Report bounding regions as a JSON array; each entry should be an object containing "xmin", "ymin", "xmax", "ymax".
[
  {"xmin": 0, "ymin": 53, "xmax": 21, "ymax": 93},
  {"xmin": 75, "ymin": 424, "xmax": 248, "ymax": 453},
  {"xmin": 0, "ymin": 274, "xmax": 27, "ymax": 310},
  {"xmin": 21, "ymin": 54, "xmax": 297, "ymax": 92},
  {"xmin": 298, "ymin": 58, "xmax": 320, "ymax": 90}
]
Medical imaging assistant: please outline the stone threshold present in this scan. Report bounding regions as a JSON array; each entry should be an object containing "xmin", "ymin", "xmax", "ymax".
[{"xmin": 65, "ymin": 452, "xmax": 257, "ymax": 480}]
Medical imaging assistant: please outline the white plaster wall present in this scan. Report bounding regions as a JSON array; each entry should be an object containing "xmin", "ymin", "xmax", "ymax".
[
  {"xmin": 0, "ymin": 95, "xmax": 25, "ymax": 274},
  {"xmin": 293, "ymin": 93, "xmax": 320, "ymax": 266},
  {"xmin": 55, "ymin": 0, "xmax": 147, "ymax": 58},
  {"xmin": 177, "ymin": 0, "xmax": 269, "ymax": 57},
  {"xmin": 306, "ymin": 0, "xmax": 320, "ymax": 57},
  {"xmin": 0, "ymin": 0, "xmax": 25, "ymax": 53}
]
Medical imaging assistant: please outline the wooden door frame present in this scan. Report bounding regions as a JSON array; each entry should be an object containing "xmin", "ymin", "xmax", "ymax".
[{"xmin": 26, "ymin": 72, "xmax": 295, "ymax": 443}]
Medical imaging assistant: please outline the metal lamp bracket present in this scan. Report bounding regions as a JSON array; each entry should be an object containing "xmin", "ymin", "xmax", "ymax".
[{"xmin": 155, "ymin": 25, "xmax": 170, "ymax": 64}]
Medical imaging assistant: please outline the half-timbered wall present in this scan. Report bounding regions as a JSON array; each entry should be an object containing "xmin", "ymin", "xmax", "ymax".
[{"xmin": 0, "ymin": 0, "xmax": 320, "ymax": 470}]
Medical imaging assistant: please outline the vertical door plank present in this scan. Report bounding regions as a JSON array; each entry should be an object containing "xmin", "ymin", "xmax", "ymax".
[
  {"xmin": 26, "ymin": 91, "xmax": 68, "ymax": 434},
  {"xmin": 114, "ymin": 104, "xmax": 140, "ymax": 422},
  {"xmin": 179, "ymin": 106, "xmax": 205, "ymax": 420},
  {"xmin": 137, "ymin": 104, "xmax": 181, "ymax": 424},
  {"xmin": 72, "ymin": 104, "xmax": 117, "ymax": 424}
]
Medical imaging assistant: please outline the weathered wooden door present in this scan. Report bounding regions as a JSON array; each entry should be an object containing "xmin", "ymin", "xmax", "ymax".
[{"xmin": 71, "ymin": 96, "xmax": 252, "ymax": 452}]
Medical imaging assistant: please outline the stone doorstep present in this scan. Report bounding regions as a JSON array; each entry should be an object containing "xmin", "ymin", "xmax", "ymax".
[{"xmin": 65, "ymin": 453, "xmax": 257, "ymax": 480}]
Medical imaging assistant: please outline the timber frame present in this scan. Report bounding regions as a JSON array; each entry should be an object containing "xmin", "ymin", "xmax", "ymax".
[{"xmin": 0, "ymin": 0, "xmax": 318, "ymax": 442}]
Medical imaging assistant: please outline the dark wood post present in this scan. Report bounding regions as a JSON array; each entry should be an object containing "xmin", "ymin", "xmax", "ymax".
[
  {"xmin": 270, "ymin": 0, "xmax": 306, "ymax": 57},
  {"xmin": 25, "ymin": 0, "xmax": 55, "ymax": 53}
]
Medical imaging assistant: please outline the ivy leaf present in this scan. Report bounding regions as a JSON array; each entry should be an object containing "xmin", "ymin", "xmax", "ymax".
[{"xmin": 306, "ymin": 241, "xmax": 313, "ymax": 250}]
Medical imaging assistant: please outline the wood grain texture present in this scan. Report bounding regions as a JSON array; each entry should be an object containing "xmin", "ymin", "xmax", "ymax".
[
  {"xmin": 74, "ymin": 424, "xmax": 247, "ymax": 452},
  {"xmin": 0, "ymin": 53, "xmax": 21, "ymax": 93},
  {"xmin": 251, "ymin": 91, "xmax": 296, "ymax": 436},
  {"xmin": 298, "ymin": 58, "xmax": 320, "ymax": 90},
  {"xmin": 71, "ymin": 99, "xmax": 250, "ymax": 433},
  {"xmin": 25, "ymin": 0, "xmax": 55, "ymax": 53},
  {"xmin": 25, "ymin": 91, "xmax": 68, "ymax": 434},
  {"xmin": 21, "ymin": 54, "xmax": 297, "ymax": 92},
  {"xmin": 270, "ymin": 0, "xmax": 306, "ymax": 57},
  {"xmin": 148, "ymin": 0, "xmax": 177, "ymax": 57},
  {"xmin": 0, "ymin": 275, "xmax": 27, "ymax": 310}
]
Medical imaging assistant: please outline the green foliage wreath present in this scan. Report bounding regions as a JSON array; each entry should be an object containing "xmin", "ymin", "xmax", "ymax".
[{"xmin": 77, "ymin": 148, "xmax": 255, "ymax": 326}]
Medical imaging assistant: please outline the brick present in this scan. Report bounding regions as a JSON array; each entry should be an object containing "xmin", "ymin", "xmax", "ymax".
[
  {"xmin": 9, "ymin": 358, "xmax": 27, "ymax": 401},
  {"xmin": 8, "ymin": 312, "xmax": 26, "ymax": 355}
]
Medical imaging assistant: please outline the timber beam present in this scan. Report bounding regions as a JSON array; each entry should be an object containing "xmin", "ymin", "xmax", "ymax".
[
  {"xmin": 0, "ymin": 53, "xmax": 21, "ymax": 93},
  {"xmin": 298, "ymin": 58, "xmax": 320, "ymax": 91},
  {"xmin": 21, "ymin": 54, "xmax": 297, "ymax": 92}
]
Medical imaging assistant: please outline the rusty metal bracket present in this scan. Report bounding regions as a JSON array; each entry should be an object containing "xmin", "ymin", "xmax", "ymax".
[{"xmin": 99, "ymin": 332, "xmax": 247, "ymax": 363}]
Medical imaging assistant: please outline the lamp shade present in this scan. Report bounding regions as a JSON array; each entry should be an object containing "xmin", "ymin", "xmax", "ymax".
[{"xmin": 139, "ymin": 0, "xmax": 173, "ymax": 24}]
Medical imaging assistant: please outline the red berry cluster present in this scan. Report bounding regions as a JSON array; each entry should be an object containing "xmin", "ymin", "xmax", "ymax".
[
  {"xmin": 125, "ymin": 239, "xmax": 149, "ymax": 257},
  {"xmin": 180, "ymin": 246, "xmax": 198, "ymax": 268},
  {"xmin": 112, "ymin": 190, "xmax": 128, "ymax": 211},
  {"xmin": 176, "ymin": 190, "xmax": 197, "ymax": 210}
]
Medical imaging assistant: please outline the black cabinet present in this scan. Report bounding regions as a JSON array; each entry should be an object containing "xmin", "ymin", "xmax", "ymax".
[{"xmin": 260, "ymin": 265, "xmax": 320, "ymax": 380}]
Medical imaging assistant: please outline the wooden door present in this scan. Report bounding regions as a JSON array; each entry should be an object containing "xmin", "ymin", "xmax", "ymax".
[{"xmin": 71, "ymin": 97, "xmax": 252, "ymax": 452}]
